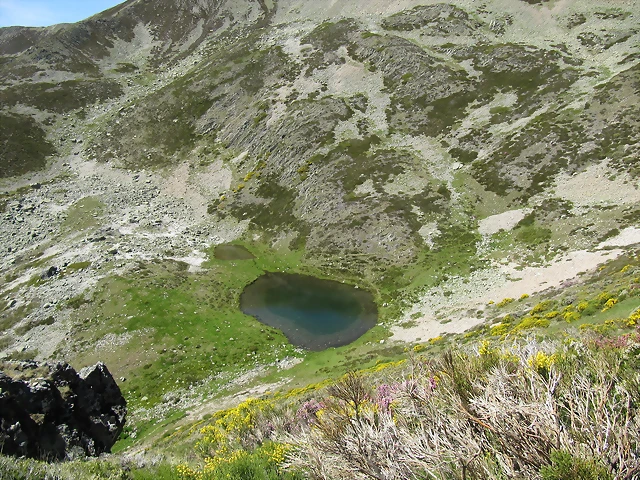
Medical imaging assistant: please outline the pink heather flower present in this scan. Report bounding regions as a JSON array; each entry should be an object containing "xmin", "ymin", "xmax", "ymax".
[
  {"xmin": 296, "ymin": 399, "xmax": 325, "ymax": 425},
  {"xmin": 376, "ymin": 384, "xmax": 395, "ymax": 412},
  {"xmin": 428, "ymin": 376, "xmax": 437, "ymax": 390},
  {"xmin": 593, "ymin": 334, "xmax": 630, "ymax": 349}
]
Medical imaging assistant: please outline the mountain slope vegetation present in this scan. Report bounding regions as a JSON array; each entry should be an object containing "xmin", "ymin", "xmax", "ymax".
[{"xmin": 0, "ymin": 0, "xmax": 639, "ymax": 477}]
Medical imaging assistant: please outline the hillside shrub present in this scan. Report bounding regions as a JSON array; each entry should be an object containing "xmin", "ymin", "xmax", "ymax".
[
  {"xmin": 497, "ymin": 297, "xmax": 514, "ymax": 307},
  {"xmin": 564, "ymin": 311, "xmax": 581, "ymax": 323},
  {"xmin": 540, "ymin": 450, "xmax": 612, "ymax": 480},
  {"xmin": 531, "ymin": 301, "xmax": 551, "ymax": 315},
  {"xmin": 283, "ymin": 338, "xmax": 640, "ymax": 479},
  {"xmin": 179, "ymin": 396, "xmax": 305, "ymax": 480}
]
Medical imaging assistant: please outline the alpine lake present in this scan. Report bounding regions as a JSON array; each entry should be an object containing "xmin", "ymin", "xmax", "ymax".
[
  {"xmin": 240, "ymin": 272, "xmax": 378, "ymax": 350},
  {"xmin": 213, "ymin": 244, "xmax": 378, "ymax": 350}
]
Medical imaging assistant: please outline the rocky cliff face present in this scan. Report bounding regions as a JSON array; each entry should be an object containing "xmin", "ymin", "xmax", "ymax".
[{"xmin": 0, "ymin": 361, "xmax": 126, "ymax": 460}]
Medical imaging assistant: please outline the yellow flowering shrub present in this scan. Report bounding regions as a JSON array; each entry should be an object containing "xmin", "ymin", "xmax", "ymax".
[
  {"xmin": 528, "ymin": 351, "xmax": 557, "ymax": 375},
  {"xmin": 596, "ymin": 291, "xmax": 613, "ymax": 305},
  {"xmin": 511, "ymin": 316, "xmax": 550, "ymax": 334},
  {"xmin": 627, "ymin": 309, "xmax": 640, "ymax": 327},
  {"xmin": 479, "ymin": 340, "xmax": 497, "ymax": 356},
  {"xmin": 204, "ymin": 449, "xmax": 250, "ymax": 472},
  {"xmin": 189, "ymin": 394, "xmax": 297, "ymax": 479},
  {"xmin": 197, "ymin": 397, "xmax": 275, "ymax": 459},
  {"xmin": 490, "ymin": 323, "xmax": 510, "ymax": 337},
  {"xmin": 500, "ymin": 349, "xmax": 520, "ymax": 363},
  {"xmin": 362, "ymin": 359, "xmax": 406, "ymax": 374},
  {"xmin": 564, "ymin": 311, "xmax": 581, "ymax": 323},
  {"xmin": 577, "ymin": 301, "xmax": 590, "ymax": 312},
  {"xmin": 283, "ymin": 381, "xmax": 329, "ymax": 398},
  {"xmin": 184, "ymin": 442, "xmax": 293, "ymax": 479},
  {"xmin": 176, "ymin": 464, "xmax": 201, "ymax": 480},
  {"xmin": 579, "ymin": 319, "xmax": 616, "ymax": 334},
  {"xmin": 497, "ymin": 297, "xmax": 514, "ymax": 307},
  {"xmin": 530, "ymin": 301, "xmax": 550, "ymax": 315},
  {"xmin": 601, "ymin": 298, "xmax": 618, "ymax": 312},
  {"xmin": 261, "ymin": 442, "xmax": 290, "ymax": 466}
]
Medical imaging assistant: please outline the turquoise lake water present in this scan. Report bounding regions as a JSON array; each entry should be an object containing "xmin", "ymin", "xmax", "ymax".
[{"xmin": 240, "ymin": 272, "xmax": 377, "ymax": 350}]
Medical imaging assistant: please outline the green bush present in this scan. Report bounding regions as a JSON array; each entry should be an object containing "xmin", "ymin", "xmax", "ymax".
[
  {"xmin": 210, "ymin": 452, "xmax": 304, "ymax": 480},
  {"xmin": 0, "ymin": 456, "xmax": 49, "ymax": 480},
  {"xmin": 0, "ymin": 455, "xmax": 181, "ymax": 480},
  {"xmin": 129, "ymin": 464, "xmax": 181, "ymax": 480},
  {"xmin": 517, "ymin": 225, "xmax": 552, "ymax": 245},
  {"xmin": 540, "ymin": 450, "xmax": 612, "ymax": 480}
]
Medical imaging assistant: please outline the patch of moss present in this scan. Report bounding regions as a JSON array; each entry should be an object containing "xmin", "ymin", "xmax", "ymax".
[
  {"xmin": 0, "ymin": 79, "xmax": 123, "ymax": 113},
  {"xmin": 0, "ymin": 112, "xmax": 55, "ymax": 178},
  {"xmin": 381, "ymin": 4, "xmax": 482, "ymax": 35},
  {"xmin": 448, "ymin": 147, "xmax": 478, "ymax": 165},
  {"xmin": 334, "ymin": 142, "xmax": 406, "ymax": 192},
  {"xmin": 301, "ymin": 19, "xmax": 359, "ymax": 72},
  {"xmin": 62, "ymin": 197, "xmax": 105, "ymax": 232},
  {"xmin": 113, "ymin": 62, "xmax": 139, "ymax": 73},
  {"xmin": 229, "ymin": 174, "xmax": 308, "ymax": 244},
  {"xmin": 516, "ymin": 224, "xmax": 552, "ymax": 245},
  {"xmin": 0, "ymin": 302, "xmax": 35, "ymax": 332},
  {"xmin": 14, "ymin": 316, "xmax": 55, "ymax": 336}
]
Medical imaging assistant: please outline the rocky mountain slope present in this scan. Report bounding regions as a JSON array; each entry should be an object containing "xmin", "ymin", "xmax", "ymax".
[{"xmin": 1, "ymin": 0, "xmax": 639, "ymax": 450}]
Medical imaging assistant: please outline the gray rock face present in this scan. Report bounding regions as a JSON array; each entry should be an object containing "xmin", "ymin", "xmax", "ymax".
[{"xmin": 0, "ymin": 361, "xmax": 126, "ymax": 460}]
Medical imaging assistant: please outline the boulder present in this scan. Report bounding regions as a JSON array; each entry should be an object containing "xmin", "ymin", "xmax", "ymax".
[
  {"xmin": 40, "ymin": 266, "xmax": 59, "ymax": 279},
  {"xmin": 0, "ymin": 361, "xmax": 126, "ymax": 460}
]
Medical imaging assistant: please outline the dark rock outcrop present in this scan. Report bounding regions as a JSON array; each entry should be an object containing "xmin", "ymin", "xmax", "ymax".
[
  {"xmin": 0, "ymin": 361, "xmax": 126, "ymax": 460},
  {"xmin": 40, "ymin": 266, "xmax": 59, "ymax": 279}
]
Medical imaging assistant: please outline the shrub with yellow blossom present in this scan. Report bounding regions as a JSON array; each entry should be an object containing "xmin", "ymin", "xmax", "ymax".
[
  {"xmin": 596, "ymin": 291, "xmax": 614, "ymax": 306},
  {"xmin": 528, "ymin": 351, "xmax": 557, "ymax": 377},
  {"xmin": 564, "ymin": 311, "xmax": 581, "ymax": 323},
  {"xmin": 601, "ymin": 297, "xmax": 618, "ymax": 312},
  {"xmin": 198, "ymin": 398, "xmax": 275, "ymax": 457},
  {"xmin": 490, "ymin": 323, "xmax": 510, "ymax": 337},
  {"xmin": 479, "ymin": 339, "xmax": 497, "ymax": 356},
  {"xmin": 627, "ymin": 308, "xmax": 640, "ymax": 327},
  {"xmin": 184, "ymin": 397, "xmax": 303, "ymax": 480},
  {"xmin": 176, "ymin": 463, "xmax": 201, "ymax": 480},
  {"xmin": 530, "ymin": 301, "xmax": 551, "ymax": 315},
  {"xmin": 497, "ymin": 297, "xmax": 515, "ymax": 308},
  {"xmin": 511, "ymin": 316, "xmax": 550, "ymax": 334}
]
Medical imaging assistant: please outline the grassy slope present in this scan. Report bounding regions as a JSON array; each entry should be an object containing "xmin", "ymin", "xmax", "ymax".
[
  {"xmin": 4, "ymin": 251, "xmax": 640, "ymax": 479},
  {"xmin": 63, "ymin": 241, "xmax": 405, "ymax": 430}
]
